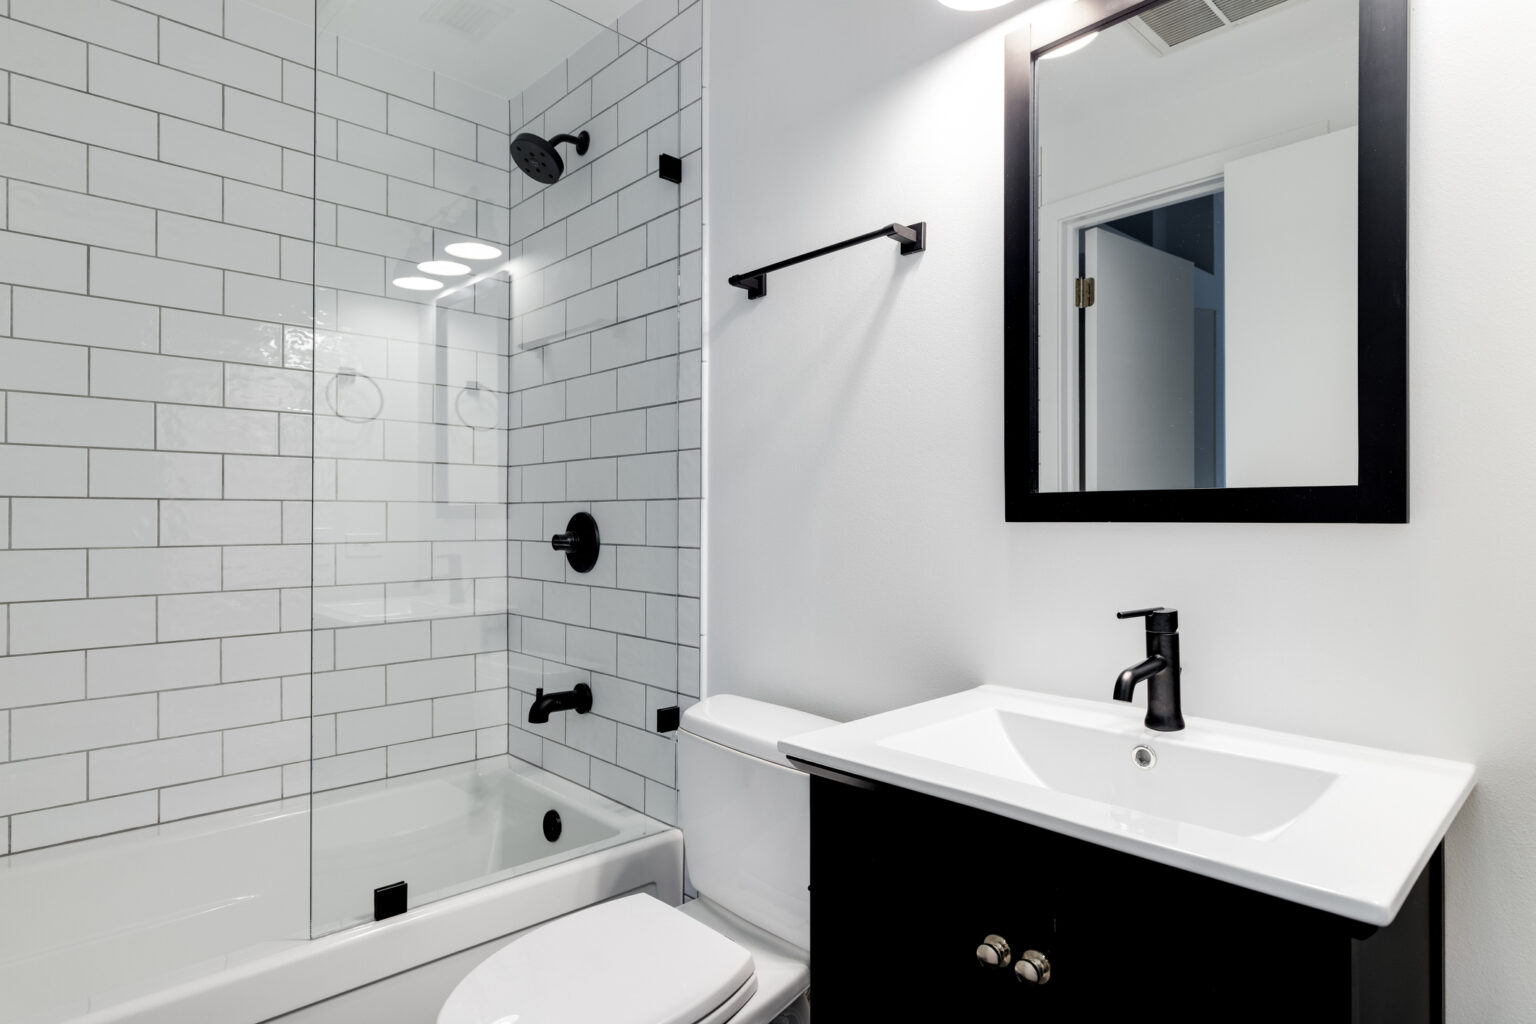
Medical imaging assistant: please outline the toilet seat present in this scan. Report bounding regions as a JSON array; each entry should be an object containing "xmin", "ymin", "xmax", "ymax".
[{"xmin": 438, "ymin": 893, "xmax": 758, "ymax": 1024}]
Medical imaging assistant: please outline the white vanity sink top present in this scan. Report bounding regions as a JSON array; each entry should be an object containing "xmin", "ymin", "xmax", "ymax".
[{"xmin": 780, "ymin": 685, "xmax": 1475, "ymax": 926}]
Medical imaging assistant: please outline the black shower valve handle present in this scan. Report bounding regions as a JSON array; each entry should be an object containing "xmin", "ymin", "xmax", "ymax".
[{"xmin": 551, "ymin": 532, "xmax": 578, "ymax": 551}]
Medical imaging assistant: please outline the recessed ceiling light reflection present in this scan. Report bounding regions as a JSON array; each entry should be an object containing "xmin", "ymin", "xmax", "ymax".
[
  {"xmin": 1039, "ymin": 30, "xmax": 1098, "ymax": 58},
  {"xmin": 418, "ymin": 260, "xmax": 473, "ymax": 277},
  {"xmin": 393, "ymin": 276, "xmax": 445, "ymax": 291},
  {"xmin": 444, "ymin": 242, "xmax": 505, "ymax": 261}
]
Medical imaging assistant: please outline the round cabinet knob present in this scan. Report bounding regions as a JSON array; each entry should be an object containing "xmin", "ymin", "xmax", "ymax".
[
  {"xmin": 1014, "ymin": 950, "xmax": 1052, "ymax": 985},
  {"xmin": 976, "ymin": 934, "xmax": 1012, "ymax": 969}
]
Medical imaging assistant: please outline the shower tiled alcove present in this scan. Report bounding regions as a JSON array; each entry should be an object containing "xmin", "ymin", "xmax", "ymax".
[{"xmin": 0, "ymin": 0, "xmax": 702, "ymax": 857}]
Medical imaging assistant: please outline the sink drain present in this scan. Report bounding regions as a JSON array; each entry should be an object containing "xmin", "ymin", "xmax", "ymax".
[{"xmin": 1132, "ymin": 745, "xmax": 1157, "ymax": 769}]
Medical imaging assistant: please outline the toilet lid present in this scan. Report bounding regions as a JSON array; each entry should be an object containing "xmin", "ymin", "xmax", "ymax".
[{"xmin": 439, "ymin": 894, "xmax": 757, "ymax": 1024}]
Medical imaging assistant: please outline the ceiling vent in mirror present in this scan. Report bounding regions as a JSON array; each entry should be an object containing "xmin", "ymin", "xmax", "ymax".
[{"xmin": 1133, "ymin": 0, "xmax": 1292, "ymax": 53}]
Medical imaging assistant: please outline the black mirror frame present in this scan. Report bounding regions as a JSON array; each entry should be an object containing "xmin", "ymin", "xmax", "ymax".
[{"xmin": 1004, "ymin": 0, "xmax": 1408, "ymax": 524}]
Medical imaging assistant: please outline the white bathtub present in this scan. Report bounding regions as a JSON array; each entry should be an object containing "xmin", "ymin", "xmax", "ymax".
[{"xmin": 0, "ymin": 758, "xmax": 682, "ymax": 1024}]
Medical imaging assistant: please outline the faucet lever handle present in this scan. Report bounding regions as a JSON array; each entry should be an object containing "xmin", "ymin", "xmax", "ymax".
[
  {"xmin": 1116, "ymin": 607, "xmax": 1165, "ymax": 620},
  {"xmin": 1118, "ymin": 606, "xmax": 1179, "ymax": 631}
]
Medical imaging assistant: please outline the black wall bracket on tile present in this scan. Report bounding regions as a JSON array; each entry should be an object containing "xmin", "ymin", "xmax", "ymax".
[
  {"xmin": 374, "ymin": 881, "xmax": 407, "ymax": 921},
  {"xmin": 659, "ymin": 153, "xmax": 683, "ymax": 183},
  {"xmin": 728, "ymin": 222, "xmax": 927, "ymax": 300},
  {"xmin": 656, "ymin": 706, "xmax": 681, "ymax": 733}
]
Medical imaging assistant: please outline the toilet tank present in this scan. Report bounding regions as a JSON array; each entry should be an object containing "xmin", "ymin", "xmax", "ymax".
[{"xmin": 679, "ymin": 696, "xmax": 837, "ymax": 951}]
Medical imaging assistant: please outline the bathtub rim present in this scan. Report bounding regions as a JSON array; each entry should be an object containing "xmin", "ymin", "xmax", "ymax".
[{"xmin": 51, "ymin": 828, "xmax": 682, "ymax": 1024}]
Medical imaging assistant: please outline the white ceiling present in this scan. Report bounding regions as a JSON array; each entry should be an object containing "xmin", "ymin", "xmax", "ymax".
[{"xmin": 247, "ymin": 0, "xmax": 645, "ymax": 100}]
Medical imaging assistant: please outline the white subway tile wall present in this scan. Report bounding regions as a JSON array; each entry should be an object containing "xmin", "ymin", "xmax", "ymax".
[
  {"xmin": 0, "ymin": 0, "xmax": 702, "ymax": 853},
  {"xmin": 502, "ymin": 3, "xmax": 701, "ymax": 826}
]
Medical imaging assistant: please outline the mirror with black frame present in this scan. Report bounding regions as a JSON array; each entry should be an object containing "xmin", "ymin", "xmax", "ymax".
[{"xmin": 1003, "ymin": 0, "xmax": 1407, "ymax": 523}]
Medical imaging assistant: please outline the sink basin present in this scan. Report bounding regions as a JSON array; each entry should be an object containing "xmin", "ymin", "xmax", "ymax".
[
  {"xmin": 780, "ymin": 685, "xmax": 1474, "ymax": 925},
  {"xmin": 882, "ymin": 708, "xmax": 1337, "ymax": 838}
]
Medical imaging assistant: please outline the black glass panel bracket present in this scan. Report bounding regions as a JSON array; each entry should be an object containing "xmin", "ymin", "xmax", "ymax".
[
  {"xmin": 659, "ymin": 153, "xmax": 683, "ymax": 183},
  {"xmin": 374, "ymin": 881, "xmax": 407, "ymax": 921},
  {"xmin": 728, "ymin": 222, "xmax": 927, "ymax": 300},
  {"xmin": 656, "ymin": 706, "xmax": 681, "ymax": 733},
  {"xmin": 1002, "ymin": 0, "xmax": 1408, "ymax": 523}
]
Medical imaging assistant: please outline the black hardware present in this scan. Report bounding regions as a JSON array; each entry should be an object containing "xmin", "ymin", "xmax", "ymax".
[
  {"xmin": 659, "ymin": 153, "xmax": 682, "ymax": 183},
  {"xmin": 550, "ymin": 512, "xmax": 600, "ymax": 573},
  {"xmin": 1002, "ymin": 0, "xmax": 1409, "ymax": 524},
  {"xmin": 656, "ymin": 706, "xmax": 681, "ymax": 733},
  {"xmin": 1113, "ymin": 606, "xmax": 1184, "ymax": 732},
  {"xmin": 728, "ymin": 222, "xmax": 927, "ymax": 300},
  {"xmin": 374, "ymin": 881, "xmax": 407, "ymax": 921},
  {"xmin": 528, "ymin": 682, "xmax": 593, "ymax": 724},
  {"xmin": 542, "ymin": 809, "xmax": 563, "ymax": 843},
  {"xmin": 511, "ymin": 130, "xmax": 591, "ymax": 185}
]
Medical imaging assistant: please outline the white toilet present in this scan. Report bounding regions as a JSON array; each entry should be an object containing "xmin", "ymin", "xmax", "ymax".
[{"xmin": 438, "ymin": 696, "xmax": 836, "ymax": 1024}]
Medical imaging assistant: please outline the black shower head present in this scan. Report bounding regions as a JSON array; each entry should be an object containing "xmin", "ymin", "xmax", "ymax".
[{"xmin": 511, "ymin": 130, "xmax": 590, "ymax": 185}]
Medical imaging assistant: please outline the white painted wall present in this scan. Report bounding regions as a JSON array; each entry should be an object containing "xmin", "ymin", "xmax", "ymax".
[{"xmin": 705, "ymin": 0, "xmax": 1536, "ymax": 1018}]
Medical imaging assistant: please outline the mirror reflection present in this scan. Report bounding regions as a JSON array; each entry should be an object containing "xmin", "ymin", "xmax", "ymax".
[{"xmin": 1034, "ymin": 0, "xmax": 1359, "ymax": 493}]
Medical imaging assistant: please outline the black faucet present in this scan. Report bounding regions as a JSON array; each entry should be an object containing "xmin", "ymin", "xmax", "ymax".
[
  {"xmin": 1113, "ymin": 607, "xmax": 1185, "ymax": 732},
  {"xmin": 528, "ymin": 683, "xmax": 594, "ymax": 724}
]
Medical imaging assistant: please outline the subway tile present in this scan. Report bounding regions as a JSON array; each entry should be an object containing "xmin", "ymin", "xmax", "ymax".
[
  {"xmin": 0, "ymin": 19, "xmax": 87, "ymax": 89},
  {"xmin": 223, "ymin": 544, "xmax": 311, "ymax": 591},
  {"xmin": 0, "ymin": 444, "xmax": 86, "ymax": 500},
  {"xmin": 88, "ymin": 148, "xmax": 221, "ymax": 219},
  {"xmin": 432, "ymin": 689, "xmax": 504, "ymax": 735},
  {"xmin": 386, "ymin": 655, "xmax": 475, "ymax": 703},
  {"xmin": 0, "ymin": 125, "xmax": 86, "ymax": 193},
  {"xmin": 225, "ymin": 88, "xmax": 312, "ymax": 151},
  {"xmin": 432, "ymin": 614, "xmax": 507, "ymax": 658},
  {"xmin": 12, "ymin": 181, "xmax": 156, "ymax": 257},
  {"xmin": 389, "ymin": 96, "xmax": 476, "ymax": 158},
  {"xmin": 336, "ymin": 700, "xmax": 431, "ymax": 753},
  {"xmin": 88, "ymin": 546, "xmax": 222, "ymax": 597},
  {"xmin": 88, "ymin": 47, "xmax": 221, "ymax": 125},
  {"xmin": 161, "ymin": 309, "xmax": 284, "ymax": 366},
  {"xmin": 158, "ymin": 405, "xmax": 279, "ymax": 455},
  {"xmin": 618, "ymin": 452, "xmax": 678, "ymax": 499},
  {"xmin": 124, "ymin": 0, "xmax": 223, "ymax": 33},
  {"xmin": 160, "ymin": 20, "xmax": 281, "ymax": 97},
  {"xmin": 333, "ymin": 620, "xmax": 431, "ymax": 669},
  {"xmin": 11, "ymin": 791, "xmax": 157, "ymax": 851},
  {"xmin": 89, "ymin": 451, "xmax": 221, "ymax": 499},
  {"xmin": 159, "ymin": 213, "xmax": 281, "ymax": 276},
  {"xmin": 158, "ymin": 589, "xmax": 279, "ymax": 641},
  {"xmin": 11, "ymin": 694, "xmax": 156, "ymax": 757},
  {"xmin": 11, "ymin": 0, "xmax": 158, "ymax": 58},
  {"xmin": 90, "ymin": 250, "xmax": 222, "ymax": 314},
  {"xmin": 224, "ymin": 363, "xmax": 312, "ymax": 413},
  {"xmin": 316, "ymin": 159, "xmax": 386, "ymax": 213},
  {"xmin": 224, "ymin": 0, "xmax": 313, "ymax": 66},
  {"xmin": 541, "ymin": 740, "xmax": 588, "ymax": 786},
  {"xmin": 387, "ymin": 178, "xmax": 476, "ymax": 235},
  {"xmin": 161, "ymin": 768, "xmax": 281, "ymax": 821},
  {"xmin": 223, "ymin": 718, "xmax": 308, "ymax": 772},
  {"xmin": 312, "ymin": 748, "xmax": 384, "ymax": 791},
  {"xmin": 337, "ymin": 122, "xmax": 434, "ymax": 186},
  {"xmin": 222, "ymin": 631, "xmax": 309, "ymax": 682},
  {"xmin": 160, "ymin": 679, "xmax": 280, "ymax": 736},
  {"xmin": 0, "ymin": 755, "xmax": 86, "ymax": 816},
  {"xmin": 10, "ymin": 77, "xmax": 156, "ymax": 157},
  {"xmin": 224, "ymin": 272, "xmax": 312, "ymax": 327},
  {"xmin": 434, "ymin": 151, "xmax": 507, "ymax": 202},
  {"xmin": 86, "ymin": 640, "xmax": 220, "ymax": 697},
  {"xmin": 316, "ymin": 73, "xmax": 386, "ymax": 130},
  {"xmin": 314, "ymin": 667, "xmax": 383, "ymax": 714},
  {"xmin": 91, "ymin": 349, "xmax": 224, "ymax": 405},
  {"xmin": 159, "ymin": 116, "xmax": 282, "ymax": 186},
  {"xmin": 11, "ymin": 498, "xmax": 157, "ymax": 549},
  {"xmin": 90, "ymin": 733, "xmax": 222, "ymax": 797},
  {"xmin": 160, "ymin": 500, "xmax": 281, "ymax": 546},
  {"xmin": 0, "ymin": 652, "xmax": 86, "ymax": 709},
  {"xmin": 0, "ymin": 230, "xmax": 87, "ymax": 293},
  {"xmin": 388, "ymin": 732, "xmax": 474, "ymax": 777},
  {"xmin": 616, "ymin": 546, "xmax": 676, "ymax": 594},
  {"xmin": 223, "ymin": 455, "xmax": 311, "ymax": 499},
  {"xmin": 224, "ymin": 180, "xmax": 314, "ymax": 239}
]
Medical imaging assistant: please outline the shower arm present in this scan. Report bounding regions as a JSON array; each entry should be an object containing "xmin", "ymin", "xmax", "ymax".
[
  {"xmin": 548, "ymin": 132, "xmax": 590, "ymax": 155},
  {"xmin": 727, "ymin": 221, "xmax": 927, "ymax": 300}
]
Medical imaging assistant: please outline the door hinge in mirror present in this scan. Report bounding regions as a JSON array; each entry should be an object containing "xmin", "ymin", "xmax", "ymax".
[{"xmin": 1074, "ymin": 277, "xmax": 1096, "ymax": 308}]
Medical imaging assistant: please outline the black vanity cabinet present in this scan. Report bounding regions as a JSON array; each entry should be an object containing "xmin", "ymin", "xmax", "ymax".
[{"xmin": 804, "ymin": 768, "xmax": 1442, "ymax": 1023}]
